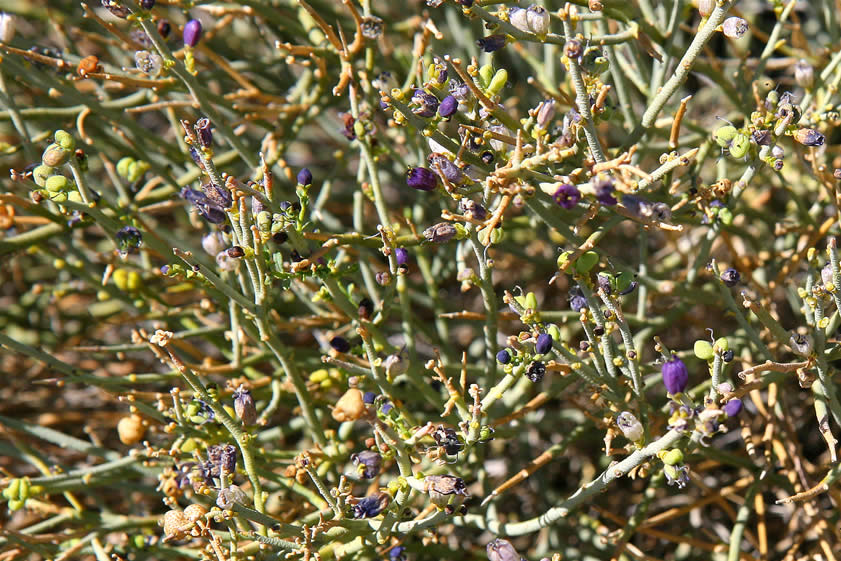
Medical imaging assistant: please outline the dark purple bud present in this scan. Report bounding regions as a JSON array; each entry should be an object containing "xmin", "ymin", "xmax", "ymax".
[
  {"xmin": 535, "ymin": 333, "xmax": 553, "ymax": 355},
  {"xmin": 720, "ymin": 268, "xmax": 740, "ymax": 287},
  {"xmin": 722, "ymin": 349, "xmax": 734, "ymax": 362},
  {"xmin": 195, "ymin": 118, "xmax": 212, "ymax": 148},
  {"xmin": 330, "ymin": 336, "xmax": 351, "ymax": 353},
  {"xmin": 297, "ymin": 167, "xmax": 313, "ymax": 185},
  {"xmin": 380, "ymin": 402, "xmax": 393, "ymax": 414},
  {"xmin": 407, "ymin": 166, "xmax": 439, "ymax": 191},
  {"xmin": 436, "ymin": 67, "xmax": 448, "ymax": 83},
  {"xmin": 439, "ymin": 95, "xmax": 458, "ymax": 118},
  {"xmin": 597, "ymin": 273, "xmax": 612, "ymax": 295},
  {"xmin": 496, "ymin": 349, "xmax": 511, "ymax": 364},
  {"xmin": 395, "ymin": 247, "xmax": 409, "ymax": 266},
  {"xmin": 724, "ymin": 398, "xmax": 743, "ymax": 417},
  {"xmin": 553, "ymin": 183, "xmax": 581, "ymax": 209},
  {"xmin": 188, "ymin": 146, "xmax": 204, "ymax": 169},
  {"xmin": 352, "ymin": 450, "xmax": 382, "ymax": 479},
  {"xmin": 183, "ymin": 19, "xmax": 202, "ymax": 47},
  {"xmin": 227, "ymin": 246, "xmax": 245, "ymax": 258},
  {"xmin": 526, "ymin": 361, "xmax": 546, "ymax": 383},
  {"xmin": 358, "ymin": 297, "xmax": 374, "ymax": 320},
  {"xmin": 140, "ymin": 0, "xmax": 155, "ymax": 10},
  {"xmin": 157, "ymin": 19, "xmax": 171, "ymax": 38},
  {"xmin": 662, "ymin": 355, "xmax": 689, "ymax": 395},
  {"xmin": 160, "ymin": 265, "xmax": 170, "ymax": 275},
  {"xmin": 570, "ymin": 295, "xmax": 587, "ymax": 312},
  {"xmin": 362, "ymin": 391, "xmax": 376, "ymax": 404},
  {"xmin": 477, "ymin": 34, "xmax": 506, "ymax": 52},
  {"xmin": 203, "ymin": 182, "xmax": 232, "ymax": 208},
  {"xmin": 352, "ymin": 492, "xmax": 390, "ymax": 518},
  {"xmin": 115, "ymin": 226, "xmax": 143, "ymax": 254}
]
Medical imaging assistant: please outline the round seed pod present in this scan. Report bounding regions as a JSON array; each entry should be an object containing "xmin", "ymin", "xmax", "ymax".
[
  {"xmin": 161, "ymin": 509, "xmax": 190, "ymax": 542},
  {"xmin": 332, "ymin": 388, "xmax": 365, "ymax": 422},
  {"xmin": 183, "ymin": 503, "xmax": 208, "ymax": 523},
  {"xmin": 42, "ymin": 143, "xmax": 71, "ymax": 167},
  {"xmin": 117, "ymin": 414, "xmax": 146, "ymax": 445}
]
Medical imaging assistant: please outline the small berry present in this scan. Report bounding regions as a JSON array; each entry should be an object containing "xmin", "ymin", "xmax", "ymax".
[
  {"xmin": 724, "ymin": 398, "xmax": 743, "ymax": 417},
  {"xmin": 330, "ymin": 336, "xmax": 351, "ymax": 353},
  {"xmin": 438, "ymin": 95, "xmax": 458, "ymax": 118},
  {"xmin": 535, "ymin": 333, "xmax": 553, "ymax": 355},
  {"xmin": 297, "ymin": 167, "xmax": 313, "ymax": 185},
  {"xmin": 496, "ymin": 349, "xmax": 511, "ymax": 364}
]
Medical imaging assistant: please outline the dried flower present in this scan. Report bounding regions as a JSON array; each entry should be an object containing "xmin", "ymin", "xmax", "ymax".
[
  {"xmin": 406, "ymin": 167, "xmax": 439, "ymax": 191},
  {"xmin": 535, "ymin": 99, "xmax": 556, "ymax": 129},
  {"xmin": 794, "ymin": 59, "xmax": 814, "ymax": 89},
  {"xmin": 135, "ymin": 50, "xmax": 163, "ymax": 77},
  {"xmin": 793, "ymin": 128, "xmax": 825, "ymax": 147},
  {"xmin": 526, "ymin": 360, "xmax": 546, "ymax": 383},
  {"xmin": 432, "ymin": 426, "xmax": 464, "ymax": 455},
  {"xmin": 477, "ymin": 34, "xmax": 506, "ymax": 53},
  {"xmin": 526, "ymin": 5, "xmax": 550, "ymax": 36},
  {"xmin": 115, "ymin": 226, "xmax": 143, "ymax": 255},
  {"xmin": 217, "ymin": 485, "xmax": 248, "ymax": 509},
  {"xmin": 553, "ymin": 183, "xmax": 581, "ymax": 209},
  {"xmin": 564, "ymin": 39, "xmax": 582, "ymax": 60},
  {"xmin": 662, "ymin": 355, "xmax": 689, "ymax": 395},
  {"xmin": 722, "ymin": 17, "xmax": 748, "ymax": 39},
  {"xmin": 424, "ymin": 474, "xmax": 468, "ymax": 507},
  {"xmin": 449, "ymin": 79, "xmax": 471, "ymax": 103},
  {"xmin": 429, "ymin": 153, "xmax": 466, "ymax": 184},
  {"xmin": 102, "ymin": 0, "xmax": 131, "ymax": 19},
  {"xmin": 195, "ymin": 118, "xmax": 213, "ymax": 148},
  {"xmin": 411, "ymin": 89, "xmax": 440, "ymax": 118},
  {"xmin": 360, "ymin": 15, "xmax": 384, "ymax": 39},
  {"xmin": 383, "ymin": 352, "xmax": 409, "ymax": 376},
  {"xmin": 351, "ymin": 450, "xmax": 382, "ymax": 479},
  {"xmin": 486, "ymin": 538, "xmax": 521, "ymax": 561},
  {"xmin": 423, "ymin": 222, "xmax": 457, "ymax": 244},
  {"xmin": 509, "ymin": 8, "xmax": 530, "ymax": 34},
  {"xmin": 616, "ymin": 411, "xmax": 643, "ymax": 442},
  {"xmin": 233, "ymin": 385, "xmax": 257, "ymax": 425},
  {"xmin": 183, "ymin": 19, "xmax": 203, "ymax": 47},
  {"xmin": 789, "ymin": 332, "xmax": 812, "ymax": 356}
]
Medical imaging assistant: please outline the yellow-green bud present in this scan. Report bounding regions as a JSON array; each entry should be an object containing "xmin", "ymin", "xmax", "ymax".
[
  {"xmin": 662, "ymin": 448, "xmax": 684, "ymax": 466},
  {"xmin": 32, "ymin": 164, "xmax": 55, "ymax": 187},
  {"xmin": 126, "ymin": 160, "xmax": 150, "ymax": 182},
  {"xmin": 116, "ymin": 156, "xmax": 135, "ymax": 179},
  {"xmin": 54, "ymin": 129, "xmax": 76, "ymax": 151},
  {"xmin": 487, "ymin": 68, "xmax": 508, "ymax": 97},
  {"xmin": 479, "ymin": 64, "xmax": 494, "ymax": 89},
  {"xmin": 45, "ymin": 175, "xmax": 72, "ymax": 193},
  {"xmin": 694, "ymin": 340, "xmax": 714, "ymax": 361},
  {"xmin": 714, "ymin": 337, "xmax": 729, "ymax": 352}
]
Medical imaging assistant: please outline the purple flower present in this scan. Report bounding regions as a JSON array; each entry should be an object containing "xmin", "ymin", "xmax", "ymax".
[
  {"xmin": 352, "ymin": 492, "xmax": 390, "ymax": 518},
  {"xmin": 724, "ymin": 398, "xmax": 743, "ymax": 417},
  {"xmin": 662, "ymin": 355, "xmax": 689, "ymax": 395},
  {"xmin": 535, "ymin": 333, "xmax": 553, "ymax": 354},
  {"xmin": 183, "ymin": 19, "xmax": 202, "ymax": 47},
  {"xmin": 428, "ymin": 153, "xmax": 465, "ymax": 184},
  {"xmin": 570, "ymin": 295, "xmax": 587, "ymax": 312},
  {"xmin": 592, "ymin": 176, "xmax": 617, "ymax": 206},
  {"xmin": 449, "ymin": 79, "xmax": 470, "ymax": 103},
  {"xmin": 395, "ymin": 247, "xmax": 409, "ymax": 266},
  {"xmin": 329, "ymin": 336, "xmax": 350, "ymax": 353},
  {"xmin": 553, "ymin": 183, "xmax": 581, "ymax": 209},
  {"xmin": 720, "ymin": 268, "xmax": 740, "ymax": 287},
  {"xmin": 351, "ymin": 450, "xmax": 382, "ymax": 479},
  {"xmin": 297, "ymin": 167, "xmax": 313, "ymax": 185},
  {"xmin": 477, "ymin": 34, "xmax": 506, "ymax": 52},
  {"xmin": 438, "ymin": 95, "xmax": 458, "ymax": 118},
  {"xmin": 406, "ymin": 167, "xmax": 439, "ymax": 191}
]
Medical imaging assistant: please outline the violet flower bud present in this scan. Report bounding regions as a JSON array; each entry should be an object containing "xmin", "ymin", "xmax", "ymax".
[
  {"xmin": 233, "ymin": 385, "xmax": 257, "ymax": 425},
  {"xmin": 406, "ymin": 167, "xmax": 439, "ymax": 191},
  {"xmin": 394, "ymin": 247, "xmax": 409, "ymax": 266},
  {"xmin": 438, "ymin": 95, "xmax": 458, "ymax": 118},
  {"xmin": 183, "ymin": 19, "xmax": 202, "ymax": 47},
  {"xmin": 535, "ymin": 333, "xmax": 553, "ymax": 355},
  {"xmin": 362, "ymin": 391, "xmax": 376, "ymax": 404},
  {"xmin": 487, "ymin": 538, "xmax": 521, "ymax": 561},
  {"xmin": 723, "ymin": 398, "xmax": 743, "ymax": 417},
  {"xmin": 720, "ymin": 268, "xmax": 740, "ymax": 287},
  {"xmin": 535, "ymin": 99, "xmax": 556, "ymax": 129},
  {"xmin": 297, "ymin": 167, "xmax": 313, "ymax": 185},
  {"xmin": 496, "ymin": 349, "xmax": 511, "ymax": 364},
  {"xmin": 793, "ymin": 128, "xmax": 825, "ymax": 147},
  {"xmin": 477, "ymin": 34, "xmax": 506, "ymax": 53},
  {"xmin": 662, "ymin": 355, "xmax": 689, "ymax": 395},
  {"xmin": 553, "ymin": 183, "xmax": 581, "ymax": 209},
  {"xmin": 351, "ymin": 450, "xmax": 382, "ymax": 479},
  {"xmin": 592, "ymin": 175, "xmax": 617, "ymax": 206}
]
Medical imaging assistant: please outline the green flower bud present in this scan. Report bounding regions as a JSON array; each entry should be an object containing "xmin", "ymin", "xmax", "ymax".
[
  {"xmin": 487, "ymin": 68, "xmax": 508, "ymax": 97},
  {"xmin": 67, "ymin": 191, "xmax": 83, "ymax": 203},
  {"xmin": 50, "ymin": 191, "xmax": 68, "ymax": 203},
  {"xmin": 557, "ymin": 250, "xmax": 573, "ymax": 270},
  {"xmin": 8, "ymin": 499, "xmax": 24, "ymax": 511},
  {"xmin": 714, "ymin": 337, "xmax": 729, "ymax": 352},
  {"xmin": 479, "ymin": 64, "xmax": 495, "ymax": 89},
  {"xmin": 32, "ymin": 164, "xmax": 55, "ymax": 187},
  {"xmin": 718, "ymin": 208, "xmax": 733, "ymax": 225},
  {"xmin": 45, "ymin": 175, "xmax": 72, "ymax": 193},
  {"xmin": 574, "ymin": 250, "xmax": 599, "ymax": 273},
  {"xmin": 713, "ymin": 125, "xmax": 737, "ymax": 148},
  {"xmin": 54, "ymin": 129, "xmax": 76, "ymax": 151},
  {"xmin": 42, "ymin": 143, "xmax": 71, "ymax": 167},
  {"xmin": 662, "ymin": 448, "xmax": 684, "ymax": 466},
  {"xmin": 126, "ymin": 160, "xmax": 150, "ymax": 182},
  {"xmin": 728, "ymin": 133, "xmax": 750, "ymax": 158},
  {"xmin": 116, "ymin": 156, "xmax": 135, "ymax": 179},
  {"xmin": 694, "ymin": 339, "xmax": 714, "ymax": 361}
]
